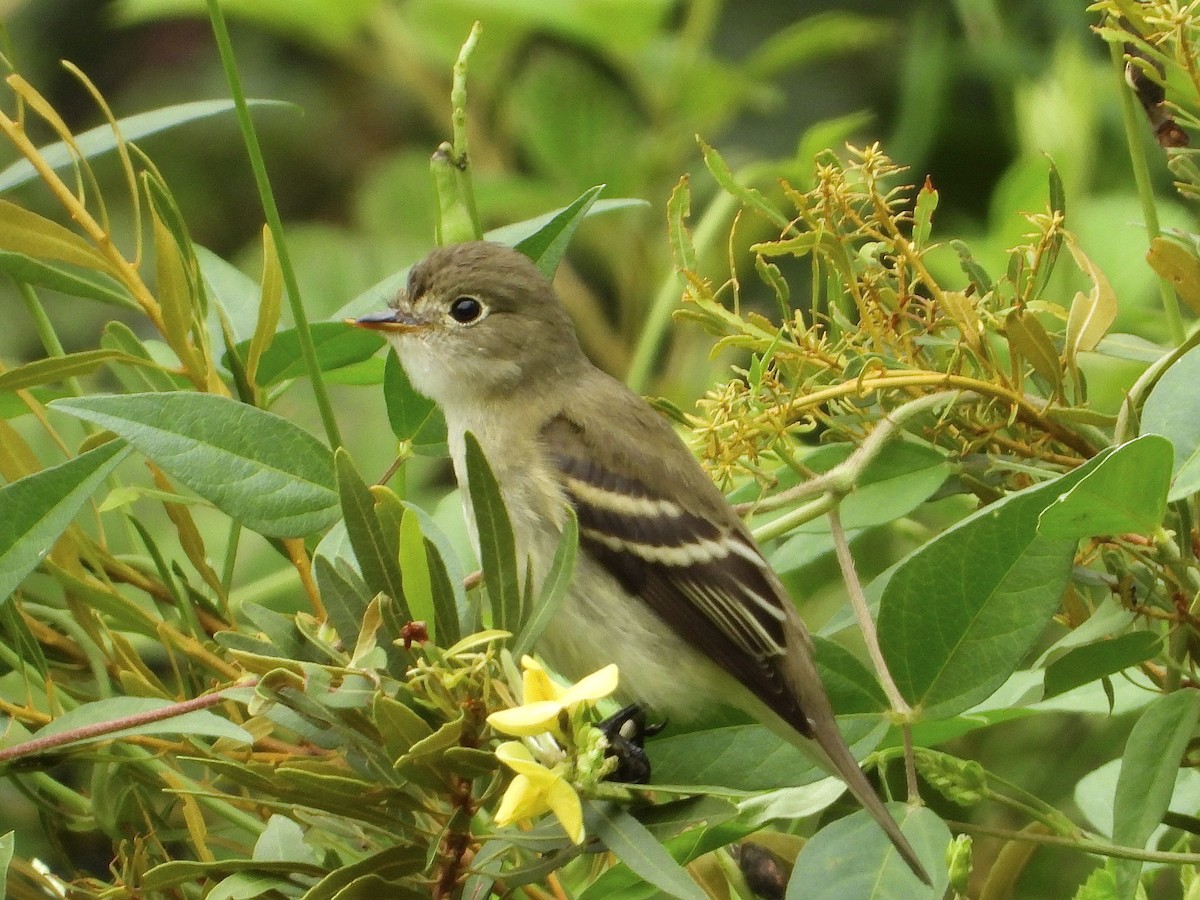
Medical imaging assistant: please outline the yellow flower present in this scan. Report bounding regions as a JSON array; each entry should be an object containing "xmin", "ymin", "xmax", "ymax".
[
  {"xmin": 493, "ymin": 741, "xmax": 584, "ymax": 843},
  {"xmin": 487, "ymin": 657, "xmax": 618, "ymax": 737}
]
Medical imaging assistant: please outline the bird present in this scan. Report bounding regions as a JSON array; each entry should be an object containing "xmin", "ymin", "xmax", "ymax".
[{"xmin": 352, "ymin": 240, "xmax": 931, "ymax": 884}]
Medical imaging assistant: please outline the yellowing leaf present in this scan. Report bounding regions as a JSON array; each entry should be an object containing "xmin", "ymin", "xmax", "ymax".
[
  {"xmin": 0, "ymin": 200, "xmax": 113, "ymax": 274},
  {"xmin": 1065, "ymin": 237, "xmax": 1117, "ymax": 359},
  {"xmin": 246, "ymin": 226, "xmax": 282, "ymax": 387},
  {"xmin": 1146, "ymin": 236, "xmax": 1200, "ymax": 315}
]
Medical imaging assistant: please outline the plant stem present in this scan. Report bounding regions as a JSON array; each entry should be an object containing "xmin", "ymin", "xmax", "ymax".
[
  {"xmin": 1109, "ymin": 37, "xmax": 1185, "ymax": 345},
  {"xmin": 205, "ymin": 0, "xmax": 342, "ymax": 448}
]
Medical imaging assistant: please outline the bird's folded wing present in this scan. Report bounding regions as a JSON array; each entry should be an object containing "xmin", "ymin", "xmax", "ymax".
[{"xmin": 542, "ymin": 414, "xmax": 815, "ymax": 736}]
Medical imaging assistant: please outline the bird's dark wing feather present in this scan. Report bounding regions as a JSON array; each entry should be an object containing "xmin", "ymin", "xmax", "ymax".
[{"xmin": 542, "ymin": 414, "xmax": 815, "ymax": 737}]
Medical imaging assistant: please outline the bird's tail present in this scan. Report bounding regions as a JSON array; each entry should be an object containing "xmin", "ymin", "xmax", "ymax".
[{"xmin": 782, "ymin": 635, "xmax": 932, "ymax": 886}]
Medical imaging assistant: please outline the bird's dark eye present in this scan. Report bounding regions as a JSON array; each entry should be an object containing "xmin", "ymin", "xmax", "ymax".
[{"xmin": 449, "ymin": 296, "xmax": 483, "ymax": 323}]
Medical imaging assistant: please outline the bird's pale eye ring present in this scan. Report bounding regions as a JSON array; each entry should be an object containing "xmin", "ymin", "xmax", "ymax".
[{"xmin": 448, "ymin": 295, "xmax": 485, "ymax": 324}]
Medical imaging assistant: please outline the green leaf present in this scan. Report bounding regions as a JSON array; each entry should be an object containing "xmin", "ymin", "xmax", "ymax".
[
  {"xmin": 51, "ymin": 393, "xmax": 338, "ymax": 537},
  {"xmin": 512, "ymin": 507, "xmax": 577, "ymax": 658},
  {"xmin": 100, "ymin": 321, "xmax": 185, "ymax": 393},
  {"xmin": 950, "ymin": 239, "xmax": 993, "ymax": 295},
  {"xmin": 0, "ymin": 251, "xmax": 136, "ymax": 309},
  {"xmin": 667, "ymin": 176, "xmax": 697, "ymax": 271},
  {"xmin": 0, "ymin": 831, "xmax": 13, "ymax": 893},
  {"xmin": 334, "ymin": 449, "xmax": 409, "ymax": 618},
  {"xmin": 0, "ymin": 99, "xmax": 292, "ymax": 193},
  {"xmin": 514, "ymin": 184, "xmax": 605, "ymax": 278},
  {"xmin": 1038, "ymin": 436, "xmax": 1173, "ymax": 538},
  {"xmin": 1043, "ymin": 632, "xmax": 1161, "ymax": 699},
  {"xmin": 25, "ymin": 696, "xmax": 252, "ymax": 748},
  {"xmin": 236, "ymin": 323, "xmax": 385, "ymax": 387},
  {"xmin": 1146, "ymin": 237, "xmax": 1200, "ymax": 315},
  {"xmin": 699, "ymin": 138, "xmax": 791, "ymax": 229},
  {"xmin": 912, "ymin": 175, "xmax": 938, "ymax": 251},
  {"xmin": 464, "ymin": 432, "xmax": 521, "ymax": 633},
  {"xmin": 878, "ymin": 474, "xmax": 1081, "ymax": 718},
  {"xmin": 383, "ymin": 349, "xmax": 446, "ymax": 453},
  {"xmin": 787, "ymin": 805, "xmax": 949, "ymax": 898},
  {"xmin": 0, "ymin": 349, "xmax": 167, "ymax": 393},
  {"xmin": 253, "ymin": 815, "xmax": 313, "ymax": 863},
  {"xmin": 1142, "ymin": 343, "xmax": 1200, "ymax": 500},
  {"xmin": 399, "ymin": 508, "xmax": 435, "ymax": 642},
  {"xmin": 0, "ymin": 440, "xmax": 129, "ymax": 604},
  {"xmin": 587, "ymin": 805, "xmax": 707, "ymax": 900},
  {"xmin": 1065, "ymin": 238, "xmax": 1118, "ymax": 360},
  {"xmin": 1006, "ymin": 308, "xmax": 1064, "ymax": 397},
  {"xmin": 245, "ymin": 228, "xmax": 283, "ymax": 388},
  {"xmin": 0, "ymin": 200, "xmax": 115, "ymax": 274},
  {"xmin": 1113, "ymin": 690, "xmax": 1200, "ymax": 898}
]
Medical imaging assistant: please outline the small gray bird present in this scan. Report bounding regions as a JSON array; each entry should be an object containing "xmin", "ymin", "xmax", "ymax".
[{"xmin": 354, "ymin": 241, "xmax": 930, "ymax": 883}]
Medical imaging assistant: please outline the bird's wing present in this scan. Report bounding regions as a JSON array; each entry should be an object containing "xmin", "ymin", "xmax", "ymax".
[{"xmin": 541, "ymin": 412, "xmax": 816, "ymax": 737}]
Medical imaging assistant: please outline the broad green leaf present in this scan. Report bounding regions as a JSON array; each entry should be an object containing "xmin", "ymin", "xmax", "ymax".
[
  {"xmin": 0, "ymin": 251, "xmax": 136, "ymax": 309},
  {"xmin": 236, "ymin": 322, "xmax": 385, "ymax": 387},
  {"xmin": 253, "ymin": 815, "xmax": 313, "ymax": 863},
  {"xmin": 383, "ymin": 350, "xmax": 446, "ymax": 454},
  {"xmin": 1043, "ymin": 632, "xmax": 1161, "ymax": 699},
  {"xmin": 514, "ymin": 184, "xmax": 605, "ymax": 278},
  {"xmin": 334, "ymin": 449, "xmax": 408, "ymax": 618},
  {"xmin": 0, "ymin": 349, "xmax": 166, "ymax": 393},
  {"xmin": 0, "ymin": 99, "xmax": 292, "ymax": 193},
  {"xmin": 464, "ymin": 432, "xmax": 521, "ymax": 633},
  {"xmin": 586, "ymin": 805, "xmax": 707, "ymax": 900},
  {"xmin": 1113, "ymin": 690, "xmax": 1200, "ymax": 898},
  {"xmin": 1038, "ymin": 436, "xmax": 1172, "ymax": 538},
  {"xmin": 51, "ymin": 393, "xmax": 338, "ymax": 537},
  {"xmin": 0, "ymin": 200, "xmax": 115, "ymax": 274},
  {"xmin": 0, "ymin": 440, "xmax": 129, "ymax": 603},
  {"xmin": 512, "ymin": 507, "xmax": 577, "ymax": 658},
  {"xmin": 21, "ymin": 696, "xmax": 251, "ymax": 748},
  {"xmin": 787, "ymin": 805, "xmax": 949, "ymax": 898},
  {"xmin": 0, "ymin": 831, "xmax": 13, "ymax": 893},
  {"xmin": 878, "ymin": 473, "xmax": 1081, "ymax": 718},
  {"xmin": 299, "ymin": 845, "xmax": 426, "ymax": 900},
  {"xmin": 399, "ymin": 508, "xmax": 435, "ymax": 642},
  {"xmin": 1142, "ymin": 343, "xmax": 1200, "ymax": 500}
]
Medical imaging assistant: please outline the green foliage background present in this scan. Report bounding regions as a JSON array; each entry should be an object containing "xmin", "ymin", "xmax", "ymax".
[{"xmin": 1, "ymin": 1, "xmax": 1199, "ymax": 898}]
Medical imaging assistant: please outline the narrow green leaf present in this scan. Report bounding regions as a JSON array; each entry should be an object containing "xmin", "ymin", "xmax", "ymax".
[
  {"xmin": 0, "ymin": 251, "xmax": 136, "ymax": 309},
  {"xmin": 787, "ymin": 805, "xmax": 949, "ymax": 898},
  {"xmin": 513, "ymin": 507, "xmax": 577, "ymax": 658},
  {"xmin": 514, "ymin": 184, "xmax": 605, "ymax": 279},
  {"xmin": 879, "ymin": 472, "xmax": 1082, "ymax": 718},
  {"xmin": 1006, "ymin": 308, "xmax": 1064, "ymax": 397},
  {"xmin": 312, "ymin": 553, "xmax": 372, "ymax": 649},
  {"xmin": 587, "ymin": 805, "xmax": 707, "ymax": 900},
  {"xmin": 334, "ymin": 449, "xmax": 409, "ymax": 618},
  {"xmin": 1065, "ymin": 238, "xmax": 1118, "ymax": 360},
  {"xmin": 0, "ymin": 440, "xmax": 129, "ymax": 603},
  {"xmin": 1113, "ymin": 690, "xmax": 1200, "ymax": 898},
  {"xmin": 100, "ymin": 321, "xmax": 184, "ymax": 392},
  {"xmin": 950, "ymin": 239, "xmax": 993, "ymax": 295},
  {"xmin": 51, "ymin": 393, "xmax": 338, "ymax": 537},
  {"xmin": 0, "ymin": 99, "xmax": 292, "ymax": 193},
  {"xmin": 399, "ymin": 508, "xmax": 435, "ymax": 642},
  {"xmin": 150, "ymin": 200, "xmax": 197, "ymax": 365},
  {"xmin": 1142, "ymin": 343, "xmax": 1200, "ymax": 500},
  {"xmin": 425, "ymin": 538, "xmax": 461, "ymax": 646},
  {"xmin": 246, "ymin": 227, "xmax": 283, "ymax": 387},
  {"xmin": 1043, "ymin": 632, "xmax": 1161, "ymax": 699},
  {"xmin": 25, "ymin": 696, "xmax": 251, "ymax": 747},
  {"xmin": 667, "ymin": 175, "xmax": 697, "ymax": 272},
  {"xmin": 463, "ymin": 432, "xmax": 521, "ymax": 633},
  {"xmin": 237, "ymin": 322, "xmax": 384, "ymax": 387},
  {"xmin": 383, "ymin": 349, "xmax": 446, "ymax": 453},
  {"xmin": 912, "ymin": 175, "xmax": 938, "ymax": 251},
  {"xmin": 0, "ymin": 831, "xmax": 13, "ymax": 892},
  {"xmin": 0, "ymin": 200, "xmax": 115, "ymax": 274},
  {"xmin": 698, "ymin": 138, "xmax": 790, "ymax": 229},
  {"xmin": 0, "ymin": 349, "xmax": 165, "ymax": 393},
  {"xmin": 1039, "ymin": 436, "xmax": 1172, "ymax": 539}
]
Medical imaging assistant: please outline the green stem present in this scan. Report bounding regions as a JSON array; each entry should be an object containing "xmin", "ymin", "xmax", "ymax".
[
  {"xmin": 1109, "ymin": 38, "xmax": 1185, "ymax": 345},
  {"xmin": 947, "ymin": 818, "xmax": 1200, "ymax": 866},
  {"xmin": 204, "ymin": 0, "xmax": 342, "ymax": 448}
]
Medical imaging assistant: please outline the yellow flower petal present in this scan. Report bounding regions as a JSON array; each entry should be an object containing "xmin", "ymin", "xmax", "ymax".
[
  {"xmin": 520, "ymin": 656, "xmax": 563, "ymax": 704},
  {"xmin": 495, "ymin": 741, "xmax": 551, "ymax": 778},
  {"xmin": 488, "ymin": 700, "xmax": 565, "ymax": 736},
  {"xmin": 559, "ymin": 664, "xmax": 619, "ymax": 706},
  {"xmin": 494, "ymin": 774, "xmax": 544, "ymax": 826},
  {"xmin": 544, "ymin": 778, "xmax": 585, "ymax": 843}
]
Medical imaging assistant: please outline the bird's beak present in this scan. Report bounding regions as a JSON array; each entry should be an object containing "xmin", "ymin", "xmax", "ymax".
[{"xmin": 348, "ymin": 309, "xmax": 428, "ymax": 333}]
